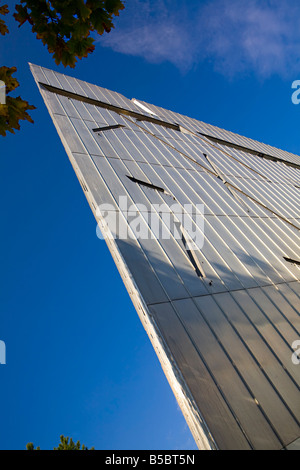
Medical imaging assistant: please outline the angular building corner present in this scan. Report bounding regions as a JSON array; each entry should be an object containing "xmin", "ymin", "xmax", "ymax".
[{"xmin": 30, "ymin": 63, "xmax": 300, "ymax": 450}]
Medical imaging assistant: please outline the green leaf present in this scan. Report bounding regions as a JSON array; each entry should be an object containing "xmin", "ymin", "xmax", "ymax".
[
  {"xmin": 104, "ymin": 0, "xmax": 125, "ymax": 16},
  {"xmin": 77, "ymin": 1, "xmax": 92, "ymax": 21},
  {"xmin": 13, "ymin": 0, "xmax": 125, "ymax": 67}
]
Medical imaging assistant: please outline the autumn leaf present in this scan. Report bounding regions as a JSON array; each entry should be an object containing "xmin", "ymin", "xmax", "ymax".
[
  {"xmin": 13, "ymin": 3, "xmax": 30, "ymax": 27},
  {"xmin": 0, "ymin": 3, "xmax": 8, "ymax": 15},
  {"xmin": 0, "ymin": 3, "xmax": 9, "ymax": 35},
  {"xmin": 0, "ymin": 66, "xmax": 19, "ymax": 93},
  {"xmin": 0, "ymin": 66, "xmax": 36, "ymax": 136}
]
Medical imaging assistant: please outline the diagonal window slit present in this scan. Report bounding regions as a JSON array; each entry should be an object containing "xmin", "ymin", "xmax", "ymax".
[
  {"xmin": 202, "ymin": 153, "xmax": 223, "ymax": 180},
  {"xmin": 39, "ymin": 83, "xmax": 179, "ymax": 131},
  {"xmin": 199, "ymin": 132, "xmax": 300, "ymax": 171},
  {"xmin": 179, "ymin": 222, "xmax": 206, "ymax": 278},
  {"xmin": 284, "ymin": 257, "xmax": 300, "ymax": 266},
  {"xmin": 92, "ymin": 124, "xmax": 125, "ymax": 133},
  {"xmin": 126, "ymin": 175, "xmax": 175, "ymax": 199}
]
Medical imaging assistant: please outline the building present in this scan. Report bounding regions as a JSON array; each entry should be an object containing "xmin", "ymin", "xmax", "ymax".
[{"xmin": 30, "ymin": 64, "xmax": 300, "ymax": 450}]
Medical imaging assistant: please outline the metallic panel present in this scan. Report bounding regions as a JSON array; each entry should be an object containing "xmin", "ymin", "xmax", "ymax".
[{"xmin": 30, "ymin": 63, "xmax": 300, "ymax": 450}]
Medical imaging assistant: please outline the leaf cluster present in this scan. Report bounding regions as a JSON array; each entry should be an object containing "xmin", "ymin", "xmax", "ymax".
[
  {"xmin": 0, "ymin": 66, "xmax": 36, "ymax": 136},
  {"xmin": 0, "ymin": 3, "xmax": 8, "ymax": 35},
  {"xmin": 13, "ymin": 0, "xmax": 125, "ymax": 67},
  {"xmin": 26, "ymin": 435, "xmax": 95, "ymax": 450},
  {"xmin": 0, "ymin": 1, "xmax": 124, "ymax": 136},
  {"xmin": 53, "ymin": 435, "xmax": 95, "ymax": 450}
]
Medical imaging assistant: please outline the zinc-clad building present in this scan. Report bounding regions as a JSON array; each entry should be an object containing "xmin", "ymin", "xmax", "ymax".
[{"xmin": 30, "ymin": 63, "xmax": 300, "ymax": 450}]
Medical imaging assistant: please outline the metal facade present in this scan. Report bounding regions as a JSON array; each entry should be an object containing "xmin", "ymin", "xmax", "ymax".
[{"xmin": 30, "ymin": 64, "xmax": 300, "ymax": 450}]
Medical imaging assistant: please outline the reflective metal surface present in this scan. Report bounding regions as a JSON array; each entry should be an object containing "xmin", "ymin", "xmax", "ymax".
[{"xmin": 30, "ymin": 64, "xmax": 300, "ymax": 450}]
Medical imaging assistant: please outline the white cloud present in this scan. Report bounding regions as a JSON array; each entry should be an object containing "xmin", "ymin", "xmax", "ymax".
[
  {"xmin": 198, "ymin": 0, "xmax": 300, "ymax": 78},
  {"xmin": 100, "ymin": 0, "xmax": 300, "ymax": 78},
  {"xmin": 100, "ymin": 0, "xmax": 196, "ymax": 72}
]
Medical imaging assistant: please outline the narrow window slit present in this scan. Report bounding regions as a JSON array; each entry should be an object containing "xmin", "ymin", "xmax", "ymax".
[
  {"xmin": 92, "ymin": 124, "xmax": 125, "ymax": 133},
  {"xmin": 179, "ymin": 223, "xmax": 206, "ymax": 278},
  {"xmin": 203, "ymin": 153, "xmax": 223, "ymax": 180},
  {"xmin": 284, "ymin": 257, "xmax": 300, "ymax": 266},
  {"xmin": 199, "ymin": 132, "xmax": 300, "ymax": 170},
  {"xmin": 127, "ymin": 175, "xmax": 174, "ymax": 198},
  {"xmin": 40, "ymin": 83, "xmax": 179, "ymax": 130}
]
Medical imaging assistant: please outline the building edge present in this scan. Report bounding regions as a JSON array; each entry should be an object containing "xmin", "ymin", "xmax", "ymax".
[{"xmin": 32, "ymin": 69, "xmax": 217, "ymax": 450}]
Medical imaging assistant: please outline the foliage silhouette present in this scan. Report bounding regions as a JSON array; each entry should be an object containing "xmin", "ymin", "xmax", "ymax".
[{"xmin": 0, "ymin": 1, "xmax": 125, "ymax": 136}]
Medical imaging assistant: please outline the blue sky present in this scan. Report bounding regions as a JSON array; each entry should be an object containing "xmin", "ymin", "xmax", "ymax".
[{"xmin": 0, "ymin": 0, "xmax": 300, "ymax": 450}]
